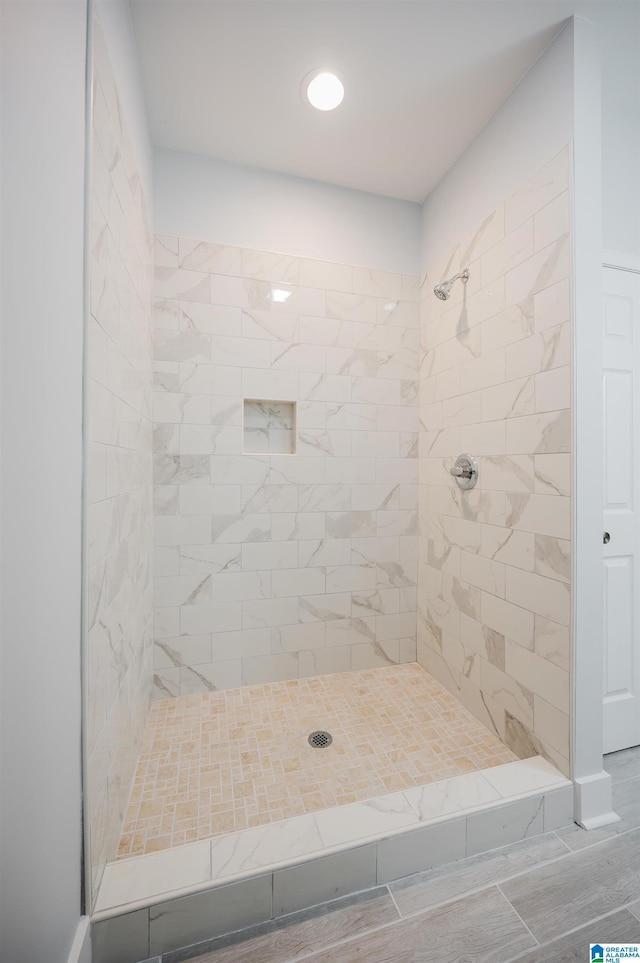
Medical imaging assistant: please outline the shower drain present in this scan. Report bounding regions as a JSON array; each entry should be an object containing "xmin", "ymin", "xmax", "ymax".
[{"xmin": 308, "ymin": 730, "xmax": 333, "ymax": 748}]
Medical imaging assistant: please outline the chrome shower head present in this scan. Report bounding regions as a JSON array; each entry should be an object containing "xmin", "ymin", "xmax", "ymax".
[{"xmin": 434, "ymin": 269, "xmax": 470, "ymax": 301}]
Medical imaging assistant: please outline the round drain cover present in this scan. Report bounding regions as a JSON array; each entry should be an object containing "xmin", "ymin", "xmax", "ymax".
[{"xmin": 308, "ymin": 730, "xmax": 333, "ymax": 748}]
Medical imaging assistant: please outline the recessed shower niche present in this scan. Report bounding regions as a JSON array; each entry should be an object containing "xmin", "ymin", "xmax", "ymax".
[{"xmin": 243, "ymin": 399, "xmax": 297, "ymax": 454}]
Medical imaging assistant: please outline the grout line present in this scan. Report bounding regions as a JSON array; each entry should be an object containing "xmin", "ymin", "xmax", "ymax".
[
  {"xmin": 386, "ymin": 883, "xmax": 403, "ymax": 921},
  {"xmin": 387, "ymin": 786, "xmax": 634, "ymax": 910},
  {"xmin": 177, "ymin": 888, "xmax": 411, "ymax": 963},
  {"xmin": 496, "ymin": 882, "xmax": 540, "ymax": 948},
  {"xmin": 165, "ymin": 859, "xmax": 640, "ymax": 963},
  {"xmin": 394, "ymin": 832, "xmax": 575, "ymax": 922},
  {"xmin": 551, "ymin": 829, "xmax": 575, "ymax": 853},
  {"xmin": 499, "ymin": 900, "xmax": 640, "ymax": 963},
  {"xmin": 280, "ymin": 912, "xmax": 408, "ymax": 963},
  {"xmin": 554, "ymin": 819, "xmax": 640, "ymax": 855}
]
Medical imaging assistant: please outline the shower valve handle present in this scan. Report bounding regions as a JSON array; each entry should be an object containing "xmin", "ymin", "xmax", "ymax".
[{"xmin": 450, "ymin": 454, "xmax": 478, "ymax": 490}]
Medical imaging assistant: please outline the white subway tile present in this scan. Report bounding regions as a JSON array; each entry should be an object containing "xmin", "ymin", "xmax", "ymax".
[
  {"xmin": 154, "ymin": 330, "xmax": 211, "ymax": 364},
  {"xmin": 534, "ymin": 616, "xmax": 570, "ymax": 671},
  {"xmin": 180, "ymin": 601, "xmax": 242, "ymax": 636},
  {"xmin": 299, "ymin": 258, "xmax": 352, "ymax": 292},
  {"xmin": 180, "ymin": 239, "xmax": 242, "ymax": 275},
  {"xmin": 535, "ymin": 366, "xmax": 570, "ymax": 413},
  {"xmin": 534, "ymin": 695, "xmax": 570, "ymax": 754},
  {"xmin": 299, "ymin": 593, "xmax": 351, "ymax": 622},
  {"xmin": 180, "ymin": 362, "xmax": 242, "ymax": 395},
  {"xmin": 506, "ymin": 410, "xmax": 570, "ymax": 455},
  {"xmin": 505, "ymin": 638, "xmax": 570, "ymax": 712},
  {"xmin": 210, "ymin": 627, "xmax": 271, "ymax": 661},
  {"xmin": 242, "ymin": 541, "xmax": 299, "ymax": 571},
  {"xmin": 505, "ymin": 566, "xmax": 570, "ymax": 626},
  {"xmin": 272, "ymin": 621, "xmax": 325, "ymax": 652},
  {"xmin": 242, "ymin": 652, "xmax": 300, "ymax": 684},
  {"xmin": 459, "ymin": 348, "xmax": 506, "ymax": 393},
  {"xmin": 479, "ymin": 659, "xmax": 534, "ymax": 727},
  {"xmin": 154, "ymin": 515, "xmax": 211, "ymax": 546},
  {"xmin": 241, "ymin": 248, "xmax": 299, "ymax": 284},
  {"xmin": 505, "ymin": 235, "xmax": 570, "ymax": 309},
  {"xmin": 242, "ymin": 596, "xmax": 299, "ymax": 628},
  {"xmin": 154, "ymin": 634, "xmax": 212, "ymax": 669},
  {"xmin": 298, "ymin": 539, "xmax": 350, "ymax": 568},
  {"xmin": 179, "ymin": 543, "xmax": 241, "ymax": 576},
  {"xmin": 534, "ymin": 453, "xmax": 571, "ymax": 496},
  {"xmin": 505, "ymin": 147, "xmax": 569, "ymax": 233},
  {"xmin": 376, "ymin": 611, "xmax": 416, "ymax": 641},
  {"xmin": 352, "ymin": 267, "xmax": 402, "ymax": 300},
  {"xmin": 209, "ymin": 571, "xmax": 271, "ymax": 603},
  {"xmin": 481, "ymin": 525, "xmax": 534, "ymax": 572},
  {"xmin": 481, "ymin": 592, "xmax": 534, "ymax": 648},
  {"xmin": 480, "ymin": 220, "xmax": 534, "ymax": 287},
  {"xmin": 154, "ymin": 266, "xmax": 211, "ymax": 303},
  {"xmin": 534, "ymin": 191, "xmax": 570, "ymax": 252},
  {"xmin": 271, "ymin": 513, "xmax": 326, "ymax": 541},
  {"xmin": 153, "ymin": 574, "xmax": 212, "ymax": 608},
  {"xmin": 210, "ymin": 334, "xmax": 271, "ymax": 368},
  {"xmin": 326, "ymin": 290, "xmax": 378, "ymax": 324},
  {"xmin": 272, "ymin": 567, "xmax": 325, "ymax": 597},
  {"xmin": 460, "ymin": 551, "xmax": 506, "ymax": 598},
  {"xmin": 506, "ymin": 493, "xmax": 570, "ymax": 539},
  {"xmin": 533, "ymin": 278, "xmax": 571, "ymax": 332}
]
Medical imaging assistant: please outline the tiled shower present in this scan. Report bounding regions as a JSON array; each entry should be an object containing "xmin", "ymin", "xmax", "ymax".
[
  {"xmin": 85, "ymin": 8, "xmax": 573, "ymax": 923},
  {"xmin": 151, "ymin": 233, "xmax": 419, "ymax": 696}
]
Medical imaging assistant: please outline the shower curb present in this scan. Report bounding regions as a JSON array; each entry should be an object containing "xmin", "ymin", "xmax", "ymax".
[{"xmin": 91, "ymin": 758, "xmax": 573, "ymax": 963}]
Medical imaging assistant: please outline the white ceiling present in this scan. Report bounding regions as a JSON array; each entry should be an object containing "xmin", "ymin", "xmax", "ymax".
[{"xmin": 129, "ymin": 1, "xmax": 620, "ymax": 203}]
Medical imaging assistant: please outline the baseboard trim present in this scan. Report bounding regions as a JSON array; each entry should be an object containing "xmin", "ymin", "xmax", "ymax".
[
  {"xmin": 573, "ymin": 770, "xmax": 619, "ymax": 829},
  {"xmin": 67, "ymin": 916, "xmax": 91, "ymax": 963}
]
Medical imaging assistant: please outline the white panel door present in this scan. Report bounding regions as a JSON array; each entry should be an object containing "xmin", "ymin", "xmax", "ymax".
[{"xmin": 602, "ymin": 266, "xmax": 640, "ymax": 753}]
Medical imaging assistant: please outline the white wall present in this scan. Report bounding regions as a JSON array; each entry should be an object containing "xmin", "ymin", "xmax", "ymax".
[
  {"xmin": 420, "ymin": 5, "xmax": 640, "ymax": 262},
  {"xmin": 420, "ymin": 21, "xmax": 574, "ymax": 265},
  {"xmin": 599, "ymin": 1, "xmax": 640, "ymax": 256},
  {"xmin": 154, "ymin": 150, "xmax": 422, "ymax": 275},
  {"xmin": 95, "ymin": 0, "xmax": 153, "ymax": 202},
  {"xmin": 0, "ymin": 2, "xmax": 87, "ymax": 961}
]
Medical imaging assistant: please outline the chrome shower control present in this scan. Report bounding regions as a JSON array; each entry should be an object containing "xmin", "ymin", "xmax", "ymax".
[{"xmin": 450, "ymin": 454, "xmax": 478, "ymax": 490}]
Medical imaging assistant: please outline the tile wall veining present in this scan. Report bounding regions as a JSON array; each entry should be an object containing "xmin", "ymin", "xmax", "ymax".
[
  {"xmin": 152, "ymin": 241, "xmax": 419, "ymax": 694},
  {"xmin": 418, "ymin": 147, "xmax": 572, "ymax": 775},
  {"xmin": 86, "ymin": 17, "xmax": 154, "ymax": 903}
]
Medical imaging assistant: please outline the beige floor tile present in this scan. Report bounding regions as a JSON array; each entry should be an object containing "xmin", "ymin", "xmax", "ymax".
[{"xmin": 117, "ymin": 663, "xmax": 516, "ymax": 858}]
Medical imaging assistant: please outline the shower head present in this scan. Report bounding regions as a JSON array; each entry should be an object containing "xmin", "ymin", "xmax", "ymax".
[{"xmin": 434, "ymin": 269, "xmax": 470, "ymax": 301}]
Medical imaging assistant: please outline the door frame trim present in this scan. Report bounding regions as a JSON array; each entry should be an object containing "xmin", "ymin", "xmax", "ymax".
[{"xmin": 572, "ymin": 16, "xmax": 618, "ymax": 829}]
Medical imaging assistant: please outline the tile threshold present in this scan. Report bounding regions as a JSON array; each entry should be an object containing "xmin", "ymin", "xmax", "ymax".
[{"xmin": 92, "ymin": 756, "xmax": 571, "ymax": 920}]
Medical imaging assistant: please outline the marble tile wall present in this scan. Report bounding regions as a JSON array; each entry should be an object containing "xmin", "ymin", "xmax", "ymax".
[
  {"xmin": 418, "ymin": 147, "xmax": 572, "ymax": 775},
  {"xmin": 152, "ymin": 238, "xmax": 419, "ymax": 694},
  {"xmin": 86, "ymin": 17, "xmax": 154, "ymax": 905}
]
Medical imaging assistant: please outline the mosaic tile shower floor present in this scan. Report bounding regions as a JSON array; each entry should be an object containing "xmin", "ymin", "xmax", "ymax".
[{"xmin": 117, "ymin": 663, "xmax": 517, "ymax": 859}]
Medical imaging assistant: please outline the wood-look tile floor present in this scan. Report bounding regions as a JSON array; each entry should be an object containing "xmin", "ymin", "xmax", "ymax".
[
  {"xmin": 153, "ymin": 747, "xmax": 640, "ymax": 963},
  {"xmin": 118, "ymin": 663, "xmax": 516, "ymax": 859}
]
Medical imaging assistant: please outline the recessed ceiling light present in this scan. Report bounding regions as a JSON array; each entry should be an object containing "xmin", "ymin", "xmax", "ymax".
[{"xmin": 303, "ymin": 70, "xmax": 344, "ymax": 112}]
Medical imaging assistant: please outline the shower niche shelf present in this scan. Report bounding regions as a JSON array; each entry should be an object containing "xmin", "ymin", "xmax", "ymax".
[{"xmin": 243, "ymin": 399, "xmax": 296, "ymax": 454}]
